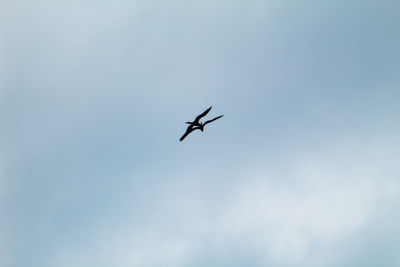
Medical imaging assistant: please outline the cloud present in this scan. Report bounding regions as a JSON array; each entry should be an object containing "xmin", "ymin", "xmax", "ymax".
[
  {"xmin": 40, "ymin": 139, "xmax": 399, "ymax": 267},
  {"xmin": 170, "ymin": 153, "xmax": 398, "ymax": 266},
  {"xmin": 1, "ymin": 0, "xmax": 399, "ymax": 266},
  {"xmin": 220, "ymin": 165, "xmax": 383, "ymax": 265}
]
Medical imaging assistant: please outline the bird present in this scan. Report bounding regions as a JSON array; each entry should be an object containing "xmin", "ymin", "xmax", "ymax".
[{"xmin": 179, "ymin": 106, "xmax": 224, "ymax": 142}]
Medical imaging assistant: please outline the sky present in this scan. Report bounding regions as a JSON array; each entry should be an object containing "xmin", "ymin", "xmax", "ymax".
[{"xmin": 1, "ymin": 0, "xmax": 400, "ymax": 266}]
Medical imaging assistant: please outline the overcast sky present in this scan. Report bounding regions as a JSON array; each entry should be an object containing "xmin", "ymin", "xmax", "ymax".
[{"xmin": 1, "ymin": 0, "xmax": 400, "ymax": 266}]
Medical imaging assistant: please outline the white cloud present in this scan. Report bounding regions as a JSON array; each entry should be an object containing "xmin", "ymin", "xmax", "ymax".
[
  {"xmin": 50, "ymin": 145, "xmax": 399, "ymax": 267},
  {"xmin": 220, "ymin": 164, "xmax": 383, "ymax": 265},
  {"xmin": 1, "ymin": 0, "xmax": 399, "ymax": 266}
]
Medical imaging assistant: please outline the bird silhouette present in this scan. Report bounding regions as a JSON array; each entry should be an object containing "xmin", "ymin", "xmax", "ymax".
[{"xmin": 180, "ymin": 106, "xmax": 223, "ymax": 142}]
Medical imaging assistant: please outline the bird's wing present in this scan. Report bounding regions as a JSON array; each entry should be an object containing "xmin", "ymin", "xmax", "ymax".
[
  {"xmin": 179, "ymin": 132, "xmax": 190, "ymax": 142},
  {"xmin": 179, "ymin": 126, "xmax": 201, "ymax": 142},
  {"xmin": 193, "ymin": 106, "xmax": 212, "ymax": 123},
  {"xmin": 180, "ymin": 129, "xmax": 192, "ymax": 142},
  {"xmin": 179, "ymin": 124, "xmax": 195, "ymax": 141},
  {"xmin": 203, "ymin": 115, "xmax": 224, "ymax": 126}
]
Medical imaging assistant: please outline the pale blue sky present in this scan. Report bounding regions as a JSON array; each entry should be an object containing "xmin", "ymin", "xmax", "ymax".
[{"xmin": 1, "ymin": 0, "xmax": 400, "ymax": 266}]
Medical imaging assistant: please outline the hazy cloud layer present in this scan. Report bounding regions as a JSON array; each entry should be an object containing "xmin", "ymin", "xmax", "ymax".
[{"xmin": 1, "ymin": 0, "xmax": 400, "ymax": 266}]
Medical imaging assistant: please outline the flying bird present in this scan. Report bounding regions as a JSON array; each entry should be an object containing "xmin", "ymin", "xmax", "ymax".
[{"xmin": 179, "ymin": 106, "xmax": 224, "ymax": 142}]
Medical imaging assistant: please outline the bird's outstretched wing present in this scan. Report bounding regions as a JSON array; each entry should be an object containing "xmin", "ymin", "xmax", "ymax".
[
  {"xmin": 193, "ymin": 106, "xmax": 212, "ymax": 124},
  {"xmin": 203, "ymin": 115, "xmax": 224, "ymax": 126},
  {"xmin": 179, "ymin": 125, "xmax": 202, "ymax": 141},
  {"xmin": 179, "ymin": 125, "xmax": 193, "ymax": 142},
  {"xmin": 179, "ymin": 131, "xmax": 190, "ymax": 142}
]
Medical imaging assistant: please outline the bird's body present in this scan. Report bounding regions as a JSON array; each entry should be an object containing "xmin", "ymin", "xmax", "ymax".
[{"xmin": 179, "ymin": 107, "xmax": 223, "ymax": 142}]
